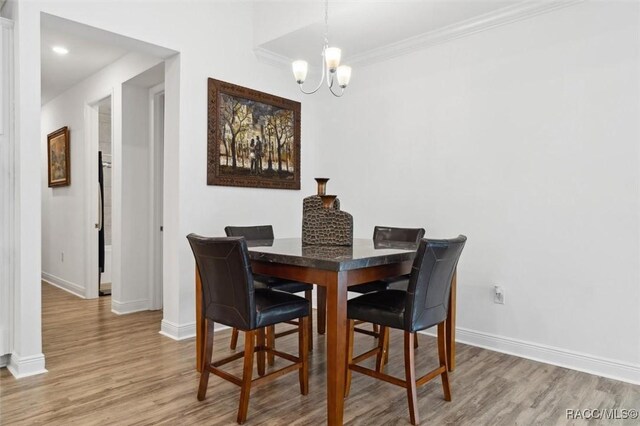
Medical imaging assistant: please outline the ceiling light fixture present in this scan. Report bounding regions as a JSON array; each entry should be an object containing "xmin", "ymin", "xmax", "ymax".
[
  {"xmin": 52, "ymin": 46, "xmax": 69, "ymax": 55},
  {"xmin": 291, "ymin": 0, "xmax": 351, "ymax": 97}
]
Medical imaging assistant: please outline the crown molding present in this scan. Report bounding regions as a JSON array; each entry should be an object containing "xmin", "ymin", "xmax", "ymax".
[
  {"xmin": 254, "ymin": 46, "xmax": 292, "ymax": 68},
  {"xmin": 256, "ymin": 0, "xmax": 585, "ymax": 69},
  {"xmin": 350, "ymin": 0, "xmax": 585, "ymax": 66}
]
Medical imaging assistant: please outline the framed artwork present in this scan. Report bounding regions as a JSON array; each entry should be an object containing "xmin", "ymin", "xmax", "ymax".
[
  {"xmin": 47, "ymin": 126, "xmax": 70, "ymax": 187},
  {"xmin": 208, "ymin": 78, "xmax": 301, "ymax": 190}
]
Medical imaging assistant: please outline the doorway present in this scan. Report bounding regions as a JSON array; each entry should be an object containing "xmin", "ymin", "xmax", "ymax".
[
  {"xmin": 98, "ymin": 97, "xmax": 112, "ymax": 297},
  {"xmin": 40, "ymin": 14, "xmax": 177, "ymax": 320}
]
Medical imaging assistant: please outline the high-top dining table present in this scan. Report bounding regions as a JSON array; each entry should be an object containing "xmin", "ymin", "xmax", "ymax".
[{"xmin": 195, "ymin": 238, "xmax": 458, "ymax": 425}]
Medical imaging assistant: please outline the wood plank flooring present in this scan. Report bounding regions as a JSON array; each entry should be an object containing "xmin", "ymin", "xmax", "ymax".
[{"xmin": 1, "ymin": 283, "xmax": 638, "ymax": 425}]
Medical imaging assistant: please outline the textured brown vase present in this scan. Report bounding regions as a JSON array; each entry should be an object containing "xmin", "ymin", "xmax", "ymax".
[
  {"xmin": 319, "ymin": 195, "xmax": 337, "ymax": 208},
  {"xmin": 315, "ymin": 178, "xmax": 330, "ymax": 196}
]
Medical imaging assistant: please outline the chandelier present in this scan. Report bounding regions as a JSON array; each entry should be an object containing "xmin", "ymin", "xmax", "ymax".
[{"xmin": 291, "ymin": 0, "xmax": 352, "ymax": 97}]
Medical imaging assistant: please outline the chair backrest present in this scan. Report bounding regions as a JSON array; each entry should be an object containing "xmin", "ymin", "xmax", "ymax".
[
  {"xmin": 225, "ymin": 225, "xmax": 274, "ymax": 241},
  {"xmin": 404, "ymin": 235, "xmax": 467, "ymax": 332},
  {"xmin": 187, "ymin": 234, "xmax": 256, "ymax": 330},
  {"xmin": 373, "ymin": 226, "xmax": 426, "ymax": 244}
]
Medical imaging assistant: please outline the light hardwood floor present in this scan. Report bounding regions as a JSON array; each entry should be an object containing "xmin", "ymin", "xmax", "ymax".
[{"xmin": 1, "ymin": 283, "xmax": 638, "ymax": 425}]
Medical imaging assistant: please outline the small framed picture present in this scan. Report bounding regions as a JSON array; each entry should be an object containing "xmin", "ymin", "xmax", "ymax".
[{"xmin": 47, "ymin": 126, "xmax": 70, "ymax": 187}]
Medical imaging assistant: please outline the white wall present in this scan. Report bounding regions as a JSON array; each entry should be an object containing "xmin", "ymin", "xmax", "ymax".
[
  {"xmin": 117, "ymin": 83, "xmax": 151, "ymax": 313},
  {"xmin": 41, "ymin": 53, "xmax": 164, "ymax": 300},
  {"xmin": 2, "ymin": 0, "xmax": 46, "ymax": 378},
  {"xmin": 0, "ymin": 17, "xmax": 13, "ymax": 364},
  {"xmin": 315, "ymin": 1, "xmax": 640, "ymax": 382},
  {"xmin": 7, "ymin": 0, "xmax": 324, "ymax": 373}
]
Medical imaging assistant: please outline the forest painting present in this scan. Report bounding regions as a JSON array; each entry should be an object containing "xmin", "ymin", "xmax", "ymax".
[{"xmin": 207, "ymin": 78, "xmax": 301, "ymax": 189}]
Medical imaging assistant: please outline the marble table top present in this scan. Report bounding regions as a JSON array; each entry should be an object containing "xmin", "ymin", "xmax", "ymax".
[{"xmin": 247, "ymin": 238, "xmax": 418, "ymax": 271}]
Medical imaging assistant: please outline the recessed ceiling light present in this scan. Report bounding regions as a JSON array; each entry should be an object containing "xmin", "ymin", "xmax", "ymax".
[{"xmin": 52, "ymin": 46, "xmax": 69, "ymax": 55}]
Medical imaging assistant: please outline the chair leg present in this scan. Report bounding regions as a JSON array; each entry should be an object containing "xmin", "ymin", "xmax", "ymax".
[
  {"xmin": 437, "ymin": 322, "xmax": 451, "ymax": 401},
  {"xmin": 305, "ymin": 290, "xmax": 313, "ymax": 352},
  {"xmin": 230, "ymin": 327, "xmax": 239, "ymax": 350},
  {"xmin": 317, "ymin": 286, "xmax": 326, "ymax": 335},
  {"xmin": 372, "ymin": 323, "xmax": 379, "ymax": 335},
  {"xmin": 298, "ymin": 316, "xmax": 309, "ymax": 395},
  {"xmin": 404, "ymin": 331, "xmax": 419, "ymax": 426},
  {"xmin": 267, "ymin": 325, "xmax": 275, "ymax": 366},
  {"xmin": 237, "ymin": 330, "xmax": 256, "ymax": 425},
  {"xmin": 376, "ymin": 326, "xmax": 389, "ymax": 373},
  {"xmin": 345, "ymin": 319, "xmax": 355, "ymax": 398},
  {"xmin": 257, "ymin": 328, "xmax": 266, "ymax": 377},
  {"xmin": 384, "ymin": 331, "xmax": 390, "ymax": 366},
  {"xmin": 197, "ymin": 319, "xmax": 214, "ymax": 401}
]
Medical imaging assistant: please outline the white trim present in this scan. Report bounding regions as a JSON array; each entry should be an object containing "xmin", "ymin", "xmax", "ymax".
[
  {"xmin": 253, "ymin": 46, "xmax": 291, "ymax": 67},
  {"xmin": 0, "ymin": 354, "xmax": 9, "ymax": 368},
  {"xmin": 419, "ymin": 327, "xmax": 640, "ymax": 385},
  {"xmin": 111, "ymin": 298, "xmax": 150, "ymax": 315},
  {"xmin": 0, "ymin": 21, "xmax": 14, "ymax": 361},
  {"xmin": 159, "ymin": 320, "xmax": 229, "ymax": 341},
  {"xmin": 256, "ymin": 0, "xmax": 585, "ymax": 68},
  {"xmin": 148, "ymin": 83, "xmax": 164, "ymax": 311},
  {"xmin": 159, "ymin": 319, "xmax": 196, "ymax": 340},
  {"xmin": 42, "ymin": 272, "xmax": 85, "ymax": 299},
  {"xmin": 7, "ymin": 352, "xmax": 47, "ymax": 378},
  {"xmin": 84, "ymin": 102, "xmax": 99, "ymax": 300},
  {"xmin": 0, "ymin": 18, "xmax": 13, "ymax": 28}
]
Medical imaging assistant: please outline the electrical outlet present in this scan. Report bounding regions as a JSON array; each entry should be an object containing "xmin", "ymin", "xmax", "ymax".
[
  {"xmin": 61, "ymin": 252, "xmax": 64, "ymax": 262},
  {"xmin": 494, "ymin": 285, "xmax": 505, "ymax": 304}
]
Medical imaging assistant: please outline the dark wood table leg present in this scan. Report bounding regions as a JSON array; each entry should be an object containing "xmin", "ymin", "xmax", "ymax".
[
  {"xmin": 445, "ymin": 269, "xmax": 457, "ymax": 372},
  {"xmin": 317, "ymin": 285, "xmax": 327, "ymax": 335},
  {"xmin": 196, "ymin": 267, "xmax": 204, "ymax": 373},
  {"xmin": 325, "ymin": 271, "xmax": 348, "ymax": 425}
]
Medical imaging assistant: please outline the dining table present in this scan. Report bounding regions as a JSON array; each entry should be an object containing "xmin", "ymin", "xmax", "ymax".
[{"xmin": 195, "ymin": 237, "xmax": 458, "ymax": 426}]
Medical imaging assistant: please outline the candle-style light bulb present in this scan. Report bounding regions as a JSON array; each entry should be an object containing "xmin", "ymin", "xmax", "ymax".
[
  {"xmin": 292, "ymin": 60, "xmax": 308, "ymax": 84},
  {"xmin": 324, "ymin": 47, "xmax": 341, "ymax": 72},
  {"xmin": 336, "ymin": 65, "xmax": 352, "ymax": 88}
]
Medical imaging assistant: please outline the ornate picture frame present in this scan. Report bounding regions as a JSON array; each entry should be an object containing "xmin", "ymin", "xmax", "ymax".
[
  {"xmin": 207, "ymin": 78, "xmax": 301, "ymax": 190},
  {"xmin": 47, "ymin": 126, "xmax": 70, "ymax": 187}
]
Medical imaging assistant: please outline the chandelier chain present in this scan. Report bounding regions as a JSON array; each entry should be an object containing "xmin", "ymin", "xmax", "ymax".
[{"xmin": 324, "ymin": 0, "xmax": 329, "ymax": 45}]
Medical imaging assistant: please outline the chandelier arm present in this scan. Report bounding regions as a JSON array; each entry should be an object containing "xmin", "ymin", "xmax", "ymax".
[
  {"xmin": 298, "ymin": 45, "xmax": 328, "ymax": 95},
  {"xmin": 329, "ymin": 84, "xmax": 345, "ymax": 97},
  {"xmin": 327, "ymin": 70, "xmax": 333, "ymax": 88}
]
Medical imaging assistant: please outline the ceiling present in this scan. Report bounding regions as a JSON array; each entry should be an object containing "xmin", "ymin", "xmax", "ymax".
[
  {"xmin": 41, "ymin": 14, "xmax": 176, "ymax": 104},
  {"xmin": 260, "ymin": 1, "xmax": 509, "ymax": 62},
  {"xmin": 41, "ymin": 18, "xmax": 128, "ymax": 104},
  {"xmin": 40, "ymin": 1, "xmax": 575, "ymax": 103},
  {"xmin": 255, "ymin": 0, "xmax": 569, "ymax": 67}
]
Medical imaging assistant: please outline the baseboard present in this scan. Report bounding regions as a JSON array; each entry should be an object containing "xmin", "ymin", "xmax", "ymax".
[
  {"xmin": 0, "ymin": 354, "xmax": 9, "ymax": 368},
  {"xmin": 159, "ymin": 320, "xmax": 230, "ymax": 341},
  {"xmin": 111, "ymin": 298, "xmax": 151, "ymax": 315},
  {"xmin": 42, "ymin": 272, "xmax": 85, "ymax": 299},
  {"xmin": 7, "ymin": 352, "xmax": 47, "ymax": 378},
  {"xmin": 418, "ymin": 327, "xmax": 640, "ymax": 385},
  {"xmin": 159, "ymin": 319, "xmax": 196, "ymax": 340}
]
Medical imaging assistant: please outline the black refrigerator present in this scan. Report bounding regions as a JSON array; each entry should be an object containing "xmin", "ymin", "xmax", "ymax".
[{"xmin": 98, "ymin": 151, "xmax": 109, "ymax": 296}]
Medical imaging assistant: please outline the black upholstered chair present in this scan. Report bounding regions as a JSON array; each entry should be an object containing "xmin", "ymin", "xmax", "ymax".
[
  {"xmin": 345, "ymin": 235, "xmax": 466, "ymax": 426},
  {"xmin": 348, "ymin": 226, "xmax": 425, "ymax": 343},
  {"xmin": 187, "ymin": 234, "xmax": 309, "ymax": 425},
  {"xmin": 349, "ymin": 226, "xmax": 426, "ymax": 294},
  {"xmin": 225, "ymin": 225, "xmax": 314, "ymax": 357}
]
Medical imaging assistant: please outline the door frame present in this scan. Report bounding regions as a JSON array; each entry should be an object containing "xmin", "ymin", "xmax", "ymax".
[
  {"xmin": 148, "ymin": 82, "xmax": 164, "ymax": 310},
  {"xmin": 83, "ymin": 92, "xmax": 114, "ymax": 300}
]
